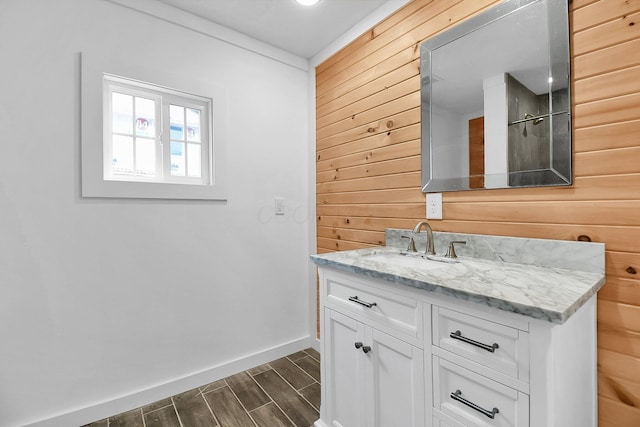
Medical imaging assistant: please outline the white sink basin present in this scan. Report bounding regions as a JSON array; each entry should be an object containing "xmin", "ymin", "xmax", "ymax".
[{"xmin": 363, "ymin": 252, "xmax": 453, "ymax": 271}]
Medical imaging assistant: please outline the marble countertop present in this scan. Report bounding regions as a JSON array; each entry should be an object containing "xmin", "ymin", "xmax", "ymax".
[{"xmin": 311, "ymin": 246, "xmax": 606, "ymax": 324}]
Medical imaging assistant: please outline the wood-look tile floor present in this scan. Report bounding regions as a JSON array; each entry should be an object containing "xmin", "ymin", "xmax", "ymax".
[{"xmin": 83, "ymin": 348, "xmax": 320, "ymax": 427}]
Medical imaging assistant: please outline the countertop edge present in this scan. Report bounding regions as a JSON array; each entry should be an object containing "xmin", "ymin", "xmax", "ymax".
[{"xmin": 311, "ymin": 252, "xmax": 606, "ymax": 324}]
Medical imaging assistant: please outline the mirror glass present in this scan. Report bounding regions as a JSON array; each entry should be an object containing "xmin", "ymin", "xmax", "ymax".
[{"xmin": 420, "ymin": 0, "xmax": 571, "ymax": 192}]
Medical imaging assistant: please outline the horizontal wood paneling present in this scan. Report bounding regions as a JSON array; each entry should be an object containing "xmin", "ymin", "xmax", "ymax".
[
  {"xmin": 316, "ymin": 0, "xmax": 640, "ymax": 423},
  {"xmin": 435, "ymin": 222, "xmax": 640, "ymax": 253},
  {"xmin": 317, "ymin": 46, "xmax": 420, "ymax": 109},
  {"xmin": 445, "ymin": 174, "xmax": 640, "ymax": 202},
  {"xmin": 573, "ymin": 10, "xmax": 640, "ymax": 56},
  {"xmin": 317, "ymin": 188, "xmax": 425, "ymax": 205},
  {"xmin": 316, "ymin": 203, "xmax": 425, "ymax": 219},
  {"xmin": 317, "ymin": 172, "xmax": 421, "ymax": 193},
  {"xmin": 599, "ymin": 348, "xmax": 640, "ymax": 384},
  {"xmin": 317, "ymin": 59, "xmax": 420, "ymax": 120},
  {"xmin": 316, "ymin": 91, "xmax": 420, "ymax": 141},
  {"xmin": 572, "ymin": 0, "xmax": 601, "ymax": 8},
  {"xmin": 599, "ymin": 300, "xmax": 640, "ymax": 334},
  {"xmin": 573, "ymin": 120, "xmax": 640, "ymax": 152},
  {"xmin": 317, "ymin": 74, "xmax": 420, "ymax": 131},
  {"xmin": 316, "ymin": 215, "xmax": 419, "ymax": 232},
  {"xmin": 598, "ymin": 326, "xmax": 640, "ymax": 358},
  {"xmin": 316, "ymin": 108, "xmax": 419, "ymax": 151},
  {"xmin": 317, "ymin": 156, "xmax": 421, "ymax": 183},
  {"xmin": 316, "ymin": 237, "xmax": 376, "ymax": 252},
  {"xmin": 317, "ymin": 226, "xmax": 386, "ymax": 246},
  {"xmin": 599, "ymin": 278, "xmax": 640, "ymax": 306},
  {"xmin": 606, "ymin": 251, "xmax": 640, "ymax": 279},
  {"xmin": 439, "ymin": 200, "xmax": 640, "ymax": 226},
  {"xmin": 572, "ymin": 0, "xmax": 639, "ymax": 32},
  {"xmin": 573, "ymin": 92, "xmax": 640, "ymax": 128},
  {"xmin": 574, "ymin": 38, "xmax": 640, "ymax": 81},
  {"xmin": 599, "ymin": 396, "xmax": 640, "ymax": 426},
  {"xmin": 317, "ymin": 123, "xmax": 420, "ymax": 162},
  {"xmin": 317, "ymin": 0, "xmax": 471, "ymax": 92},
  {"xmin": 575, "ymin": 146, "xmax": 640, "ymax": 176},
  {"xmin": 574, "ymin": 65, "xmax": 640, "ymax": 104},
  {"xmin": 599, "ymin": 374, "xmax": 640, "ymax": 408},
  {"xmin": 317, "ymin": 139, "xmax": 420, "ymax": 174}
]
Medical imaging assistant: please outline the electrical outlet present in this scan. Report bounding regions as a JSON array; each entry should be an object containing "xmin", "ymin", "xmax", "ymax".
[
  {"xmin": 275, "ymin": 198, "xmax": 285, "ymax": 215},
  {"xmin": 426, "ymin": 193, "xmax": 443, "ymax": 219}
]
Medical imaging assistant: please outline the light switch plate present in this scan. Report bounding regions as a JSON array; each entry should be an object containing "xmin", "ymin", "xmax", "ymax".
[{"xmin": 426, "ymin": 193, "xmax": 443, "ymax": 219}]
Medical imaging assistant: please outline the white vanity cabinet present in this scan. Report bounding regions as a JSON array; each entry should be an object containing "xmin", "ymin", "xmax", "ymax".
[
  {"xmin": 315, "ymin": 267, "xmax": 599, "ymax": 427},
  {"xmin": 321, "ymin": 270, "xmax": 425, "ymax": 427}
]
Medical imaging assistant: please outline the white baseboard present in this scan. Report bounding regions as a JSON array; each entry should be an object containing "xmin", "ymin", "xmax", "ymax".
[
  {"xmin": 25, "ymin": 336, "xmax": 312, "ymax": 427},
  {"xmin": 311, "ymin": 336, "xmax": 321, "ymax": 352}
]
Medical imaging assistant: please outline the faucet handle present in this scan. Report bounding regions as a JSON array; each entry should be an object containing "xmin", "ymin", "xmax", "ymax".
[
  {"xmin": 401, "ymin": 235, "xmax": 417, "ymax": 252},
  {"xmin": 445, "ymin": 241, "xmax": 466, "ymax": 259}
]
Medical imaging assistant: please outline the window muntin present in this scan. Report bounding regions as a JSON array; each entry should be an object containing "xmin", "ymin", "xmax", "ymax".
[
  {"xmin": 169, "ymin": 105, "xmax": 203, "ymax": 178},
  {"xmin": 103, "ymin": 75, "xmax": 212, "ymax": 186}
]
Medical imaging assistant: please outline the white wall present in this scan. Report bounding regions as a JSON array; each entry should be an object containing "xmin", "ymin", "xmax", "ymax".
[
  {"xmin": 431, "ymin": 105, "xmax": 468, "ymax": 179},
  {"xmin": 0, "ymin": 1, "xmax": 311, "ymax": 425},
  {"xmin": 483, "ymin": 74, "xmax": 509, "ymax": 188}
]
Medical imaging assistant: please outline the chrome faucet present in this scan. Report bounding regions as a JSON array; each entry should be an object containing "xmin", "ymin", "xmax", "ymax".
[{"xmin": 412, "ymin": 221, "xmax": 436, "ymax": 255}]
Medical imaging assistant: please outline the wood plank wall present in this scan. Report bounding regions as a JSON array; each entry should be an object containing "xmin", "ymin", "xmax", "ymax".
[{"xmin": 315, "ymin": 0, "xmax": 640, "ymax": 425}]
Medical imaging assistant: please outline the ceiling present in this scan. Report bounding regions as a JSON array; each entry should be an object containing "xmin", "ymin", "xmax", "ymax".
[{"xmin": 154, "ymin": 0, "xmax": 389, "ymax": 59}]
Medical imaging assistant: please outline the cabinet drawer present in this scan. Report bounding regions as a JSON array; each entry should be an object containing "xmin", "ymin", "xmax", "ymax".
[
  {"xmin": 433, "ymin": 412, "xmax": 465, "ymax": 427},
  {"xmin": 324, "ymin": 271, "xmax": 421, "ymax": 339},
  {"xmin": 433, "ymin": 307, "xmax": 529, "ymax": 382},
  {"xmin": 433, "ymin": 357, "xmax": 529, "ymax": 427}
]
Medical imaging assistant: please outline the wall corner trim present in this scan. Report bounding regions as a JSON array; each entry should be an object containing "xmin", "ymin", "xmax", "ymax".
[{"xmin": 102, "ymin": 0, "xmax": 310, "ymax": 72}]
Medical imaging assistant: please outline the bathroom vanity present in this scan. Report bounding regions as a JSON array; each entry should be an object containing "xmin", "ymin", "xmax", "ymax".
[{"xmin": 311, "ymin": 230, "xmax": 605, "ymax": 427}]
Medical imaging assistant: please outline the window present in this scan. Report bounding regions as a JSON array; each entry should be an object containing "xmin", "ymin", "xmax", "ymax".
[
  {"xmin": 104, "ymin": 75, "xmax": 212, "ymax": 186},
  {"xmin": 81, "ymin": 52, "xmax": 227, "ymax": 200}
]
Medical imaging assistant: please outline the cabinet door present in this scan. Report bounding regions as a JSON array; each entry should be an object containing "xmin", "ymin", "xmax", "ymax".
[
  {"xmin": 365, "ymin": 328, "xmax": 425, "ymax": 427},
  {"xmin": 324, "ymin": 309, "xmax": 366, "ymax": 427}
]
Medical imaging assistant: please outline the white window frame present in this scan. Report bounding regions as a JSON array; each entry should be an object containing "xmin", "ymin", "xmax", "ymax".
[
  {"xmin": 103, "ymin": 75, "xmax": 213, "ymax": 186},
  {"xmin": 81, "ymin": 52, "xmax": 228, "ymax": 200}
]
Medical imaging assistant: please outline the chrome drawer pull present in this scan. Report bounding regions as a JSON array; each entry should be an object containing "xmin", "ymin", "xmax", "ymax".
[
  {"xmin": 348, "ymin": 296, "xmax": 377, "ymax": 308},
  {"xmin": 451, "ymin": 390, "xmax": 499, "ymax": 419},
  {"xmin": 450, "ymin": 330, "xmax": 499, "ymax": 353}
]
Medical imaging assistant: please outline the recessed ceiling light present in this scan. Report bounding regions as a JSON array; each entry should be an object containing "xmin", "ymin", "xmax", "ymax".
[{"xmin": 296, "ymin": 0, "xmax": 320, "ymax": 5}]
